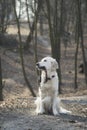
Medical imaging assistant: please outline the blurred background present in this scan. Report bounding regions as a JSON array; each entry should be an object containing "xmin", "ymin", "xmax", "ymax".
[{"xmin": 0, "ymin": 0, "xmax": 87, "ymax": 100}]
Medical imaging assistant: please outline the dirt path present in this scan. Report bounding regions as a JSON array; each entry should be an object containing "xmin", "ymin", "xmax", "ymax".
[
  {"xmin": 0, "ymin": 96, "xmax": 87, "ymax": 130},
  {"xmin": 1, "ymin": 114, "xmax": 87, "ymax": 130}
]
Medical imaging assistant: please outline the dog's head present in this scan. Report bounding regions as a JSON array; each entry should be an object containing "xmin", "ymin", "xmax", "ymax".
[{"xmin": 36, "ymin": 56, "xmax": 59, "ymax": 72}]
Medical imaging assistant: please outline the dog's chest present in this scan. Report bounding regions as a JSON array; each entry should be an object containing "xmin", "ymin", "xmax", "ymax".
[{"xmin": 40, "ymin": 81, "xmax": 55, "ymax": 97}]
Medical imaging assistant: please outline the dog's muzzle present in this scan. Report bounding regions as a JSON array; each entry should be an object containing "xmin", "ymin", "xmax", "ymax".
[{"xmin": 36, "ymin": 63, "xmax": 46, "ymax": 70}]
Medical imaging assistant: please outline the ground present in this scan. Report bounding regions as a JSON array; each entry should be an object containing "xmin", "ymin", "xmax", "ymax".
[{"xmin": 0, "ymin": 25, "xmax": 87, "ymax": 130}]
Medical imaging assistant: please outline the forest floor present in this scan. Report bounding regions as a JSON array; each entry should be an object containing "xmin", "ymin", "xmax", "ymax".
[{"xmin": 0, "ymin": 25, "xmax": 87, "ymax": 130}]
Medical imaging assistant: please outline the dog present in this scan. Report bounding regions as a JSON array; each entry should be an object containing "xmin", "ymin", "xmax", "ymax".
[{"xmin": 35, "ymin": 56, "xmax": 71, "ymax": 116}]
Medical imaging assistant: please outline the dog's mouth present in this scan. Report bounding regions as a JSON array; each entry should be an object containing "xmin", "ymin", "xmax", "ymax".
[
  {"xmin": 36, "ymin": 63, "xmax": 46, "ymax": 70},
  {"xmin": 38, "ymin": 66, "xmax": 46, "ymax": 70},
  {"xmin": 36, "ymin": 63, "xmax": 49, "ymax": 83}
]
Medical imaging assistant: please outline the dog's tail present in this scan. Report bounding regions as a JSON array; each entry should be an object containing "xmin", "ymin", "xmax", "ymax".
[{"xmin": 59, "ymin": 107, "xmax": 71, "ymax": 114}]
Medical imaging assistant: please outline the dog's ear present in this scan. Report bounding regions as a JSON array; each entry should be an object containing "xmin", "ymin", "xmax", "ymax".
[{"xmin": 51, "ymin": 59, "xmax": 59, "ymax": 70}]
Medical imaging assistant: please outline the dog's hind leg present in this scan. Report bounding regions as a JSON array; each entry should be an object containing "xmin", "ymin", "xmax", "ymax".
[
  {"xmin": 59, "ymin": 107, "xmax": 71, "ymax": 114},
  {"xmin": 56, "ymin": 98, "xmax": 71, "ymax": 114},
  {"xmin": 52, "ymin": 97, "xmax": 60, "ymax": 116}
]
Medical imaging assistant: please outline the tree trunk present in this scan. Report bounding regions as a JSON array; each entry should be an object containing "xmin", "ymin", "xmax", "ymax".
[
  {"xmin": 74, "ymin": 22, "xmax": 79, "ymax": 89},
  {"xmin": 54, "ymin": 0, "xmax": 63, "ymax": 92},
  {"xmin": 25, "ymin": 21, "xmax": 35, "ymax": 50},
  {"xmin": 39, "ymin": 15, "xmax": 44, "ymax": 35},
  {"xmin": 46, "ymin": 0, "xmax": 63, "ymax": 93},
  {"xmin": 12, "ymin": 0, "xmax": 36, "ymax": 97},
  {"xmin": 34, "ymin": 0, "xmax": 38, "ymax": 64},
  {"xmin": 24, "ymin": 0, "xmax": 32, "ymax": 50},
  {"xmin": 0, "ymin": 56, "xmax": 3, "ymax": 101},
  {"xmin": 77, "ymin": 0, "xmax": 87, "ymax": 84},
  {"xmin": 25, "ymin": 0, "xmax": 43, "ymax": 50}
]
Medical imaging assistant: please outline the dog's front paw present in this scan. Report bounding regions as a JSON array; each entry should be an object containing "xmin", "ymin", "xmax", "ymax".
[
  {"xmin": 37, "ymin": 111, "xmax": 45, "ymax": 115},
  {"xmin": 37, "ymin": 112, "xmax": 44, "ymax": 115},
  {"xmin": 36, "ymin": 109, "xmax": 45, "ymax": 115}
]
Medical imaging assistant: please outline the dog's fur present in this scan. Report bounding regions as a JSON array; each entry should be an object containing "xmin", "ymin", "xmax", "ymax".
[{"xmin": 35, "ymin": 56, "xmax": 71, "ymax": 116}]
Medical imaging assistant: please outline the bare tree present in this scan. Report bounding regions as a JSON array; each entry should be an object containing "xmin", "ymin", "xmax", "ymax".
[
  {"xmin": 77, "ymin": 0, "xmax": 87, "ymax": 84},
  {"xmin": 74, "ymin": 0, "xmax": 87, "ymax": 88},
  {"xmin": 74, "ymin": 18, "xmax": 79, "ymax": 89},
  {"xmin": 24, "ymin": 0, "xmax": 33, "ymax": 50},
  {"xmin": 24, "ymin": 0, "xmax": 43, "ymax": 50},
  {"xmin": 34, "ymin": 0, "xmax": 38, "ymax": 64},
  {"xmin": 12, "ymin": 0, "xmax": 36, "ymax": 97},
  {"xmin": 0, "ymin": 0, "xmax": 13, "ymax": 33},
  {"xmin": 45, "ymin": 0, "xmax": 64, "ymax": 93},
  {"xmin": 0, "ymin": 56, "xmax": 3, "ymax": 101},
  {"xmin": 0, "ymin": 0, "xmax": 7, "ymax": 33}
]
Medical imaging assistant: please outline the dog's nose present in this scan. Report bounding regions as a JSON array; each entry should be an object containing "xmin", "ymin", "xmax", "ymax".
[{"xmin": 36, "ymin": 63, "xmax": 39, "ymax": 67}]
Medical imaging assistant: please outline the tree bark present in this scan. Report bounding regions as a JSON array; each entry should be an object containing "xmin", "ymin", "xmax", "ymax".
[
  {"xmin": 74, "ymin": 21, "xmax": 79, "ymax": 89},
  {"xmin": 77, "ymin": 0, "xmax": 87, "ymax": 84},
  {"xmin": 0, "ymin": 56, "xmax": 3, "ymax": 101},
  {"xmin": 34, "ymin": 0, "xmax": 38, "ymax": 64}
]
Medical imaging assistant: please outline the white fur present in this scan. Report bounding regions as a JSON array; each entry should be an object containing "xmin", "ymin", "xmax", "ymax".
[{"xmin": 35, "ymin": 56, "xmax": 71, "ymax": 116}]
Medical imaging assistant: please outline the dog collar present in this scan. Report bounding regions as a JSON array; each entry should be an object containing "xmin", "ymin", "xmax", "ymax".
[
  {"xmin": 44, "ymin": 75, "xmax": 55, "ymax": 83},
  {"xmin": 38, "ymin": 75, "xmax": 55, "ymax": 84}
]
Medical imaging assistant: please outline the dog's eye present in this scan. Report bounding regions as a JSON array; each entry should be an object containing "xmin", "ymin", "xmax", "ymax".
[{"xmin": 44, "ymin": 60, "xmax": 47, "ymax": 62}]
